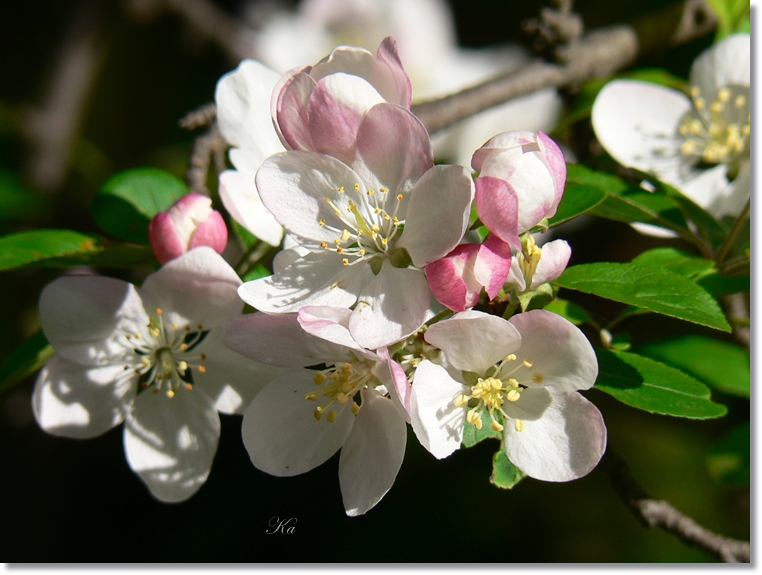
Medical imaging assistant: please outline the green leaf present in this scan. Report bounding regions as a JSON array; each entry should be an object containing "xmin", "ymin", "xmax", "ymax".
[
  {"xmin": 461, "ymin": 414, "xmax": 502, "ymax": 448},
  {"xmin": 566, "ymin": 164, "xmax": 691, "ymax": 235},
  {"xmin": 632, "ymin": 247, "xmax": 749, "ymax": 297},
  {"xmin": 543, "ymin": 298, "xmax": 591, "ymax": 326},
  {"xmin": 706, "ymin": 421, "xmax": 750, "ymax": 485},
  {"xmin": 242, "ymin": 263, "xmax": 271, "ymax": 282},
  {"xmin": 594, "ymin": 348, "xmax": 727, "ymax": 419},
  {"xmin": 0, "ymin": 229, "xmax": 101, "ymax": 271},
  {"xmin": 707, "ymin": 0, "xmax": 750, "ymax": 38},
  {"xmin": 490, "ymin": 447, "xmax": 526, "ymax": 489},
  {"xmin": 91, "ymin": 167, "xmax": 189, "ymax": 243},
  {"xmin": 517, "ymin": 283, "xmax": 555, "ymax": 312},
  {"xmin": 543, "ymin": 183, "xmax": 606, "ymax": 228},
  {"xmin": 554, "ymin": 262, "xmax": 731, "ymax": 332},
  {"xmin": 0, "ymin": 331, "xmax": 54, "ymax": 393},
  {"xmin": 634, "ymin": 335, "xmax": 749, "ymax": 398},
  {"xmin": 232, "ymin": 219, "xmax": 260, "ymax": 250}
]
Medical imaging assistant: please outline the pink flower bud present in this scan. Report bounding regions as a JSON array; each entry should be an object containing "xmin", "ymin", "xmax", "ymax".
[
  {"xmin": 148, "ymin": 193, "xmax": 228, "ymax": 264},
  {"xmin": 472, "ymin": 131, "xmax": 566, "ymax": 246},
  {"xmin": 425, "ymin": 235, "xmax": 512, "ymax": 312}
]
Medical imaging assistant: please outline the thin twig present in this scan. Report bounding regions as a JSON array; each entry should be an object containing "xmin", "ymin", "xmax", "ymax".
[
  {"xmin": 411, "ymin": 0, "xmax": 716, "ymax": 135},
  {"xmin": 721, "ymin": 292, "xmax": 751, "ymax": 350},
  {"xmin": 186, "ymin": 121, "xmax": 227, "ymax": 195},
  {"xmin": 600, "ymin": 449, "xmax": 750, "ymax": 563},
  {"xmin": 179, "ymin": 102, "xmax": 216, "ymax": 130}
]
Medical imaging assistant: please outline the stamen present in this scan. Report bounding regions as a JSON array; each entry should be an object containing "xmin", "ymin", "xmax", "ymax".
[{"xmin": 515, "ymin": 419, "xmax": 525, "ymax": 432}]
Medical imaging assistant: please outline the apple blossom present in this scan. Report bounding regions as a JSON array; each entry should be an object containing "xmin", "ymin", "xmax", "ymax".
[
  {"xmin": 472, "ymin": 131, "xmax": 567, "ymax": 248},
  {"xmin": 148, "ymin": 193, "xmax": 228, "ymax": 264},
  {"xmin": 32, "ymin": 247, "xmax": 283, "ymax": 502},
  {"xmin": 221, "ymin": 306, "xmax": 408, "ymax": 516},
  {"xmin": 409, "ymin": 309, "xmax": 606, "ymax": 482},
  {"xmin": 506, "ymin": 236, "xmax": 571, "ymax": 293},
  {"xmin": 273, "ymin": 36, "xmax": 411, "ymax": 166},
  {"xmin": 591, "ymin": 34, "xmax": 750, "ymax": 228},
  {"xmin": 216, "ymin": 59, "xmax": 285, "ymax": 246},
  {"xmin": 239, "ymin": 102, "xmax": 474, "ymax": 349}
]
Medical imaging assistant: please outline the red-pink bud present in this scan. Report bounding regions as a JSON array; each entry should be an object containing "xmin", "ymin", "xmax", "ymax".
[{"xmin": 148, "ymin": 193, "xmax": 228, "ymax": 264}]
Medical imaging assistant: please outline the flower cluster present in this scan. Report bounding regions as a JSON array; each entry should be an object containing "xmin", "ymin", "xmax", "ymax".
[{"xmin": 33, "ymin": 36, "xmax": 607, "ymax": 514}]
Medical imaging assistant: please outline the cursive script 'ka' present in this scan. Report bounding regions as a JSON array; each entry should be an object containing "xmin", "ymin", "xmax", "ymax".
[{"xmin": 266, "ymin": 516, "xmax": 297, "ymax": 534}]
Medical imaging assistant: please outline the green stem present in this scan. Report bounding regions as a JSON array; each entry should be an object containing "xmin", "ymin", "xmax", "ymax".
[
  {"xmin": 715, "ymin": 199, "xmax": 750, "ymax": 266},
  {"xmin": 425, "ymin": 308, "xmax": 453, "ymax": 327}
]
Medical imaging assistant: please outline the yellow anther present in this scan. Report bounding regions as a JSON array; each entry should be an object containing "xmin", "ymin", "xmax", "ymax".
[
  {"xmin": 326, "ymin": 411, "xmax": 337, "ymax": 423},
  {"xmin": 491, "ymin": 420, "xmax": 504, "ymax": 432},
  {"xmin": 155, "ymin": 308, "xmax": 163, "ymax": 315},
  {"xmin": 166, "ymin": 390, "xmax": 175, "ymax": 398},
  {"xmin": 337, "ymin": 186, "xmax": 345, "ymax": 193},
  {"xmin": 396, "ymin": 194, "xmax": 404, "ymax": 201},
  {"xmin": 742, "ymin": 125, "xmax": 750, "ymax": 135},
  {"xmin": 375, "ymin": 207, "xmax": 382, "ymax": 214},
  {"xmin": 305, "ymin": 392, "xmax": 319, "ymax": 401},
  {"xmin": 506, "ymin": 389, "xmax": 520, "ymax": 402},
  {"xmin": 508, "ymin": 378, "xmax": 519, "ymax": 388},
  {"xmin": 392, "ymin": 217, "xmax": 399, "ymax": 225},
  {"xmin": 735, "ymin": 95, "xmax": 746, "ymax": 108},
  {"xmin": 710, "ymin": 100, "xmax": 723, "ymax": 113},
  {"xmin": 381, "ymin": 237, "xmax": 388, "ymax": 245},
  {"xmin": 319, "ymin": 219, "xmax": 326, "ymax": 226},
  {"xmin": 358, "ymin": 249, "xmax": 366, "ymax": 256},
  {"xmin": 321, "ymin": 241, "xmax": 329, "ymax": 249},
  {"xmin": 357, "ymin": 229, "xmax": 364, "ymax": 236},
  {"xmin": 367, "ymin": 189, "xmax": 374, "ymax": 196},
  {"xmin": 198, "ymin": 365, "xmax": 206, "ymax": 373},
  {"xmin": 454, "ymin": 394, "xmax": 469, "ymax": 408},
  {"xmin": 380, "ymin": 187, "xmax": 388, "ymax": 193},
  {"xmin": 694, "ymin": 97, "xmax": 705, "ymax": 109},
  {"xmin": 351, "ymin": 402, "xmax": 361, "ymax": 415},
  {"xmin": 690, "ymin": 86, "xmax": 700, "ymax": 98},
  {"xmin": 718, "ymin": 87, "xmax": 731, "ymax": 102},
  {"xmin": 185, "ymin": 384, "xmax": 193, "ymax": 391},
  {"xmin": 515, "ymin": 419, "xmax": 525, "ymax": 432},
  {"xmin": 336, "ymin": 247, "xmax": 343, "ymax": 254},
  {"xmin": 337, "ymin": 393, "xmax": 349, "ymax": 404},
  {"xmin": 171, "ymin": 323, "xmax": 178, "ymax": 330},
  {"xmin": 383, "ymin": 214, "xmax": 390, "ymax": 221},
  {"xmin": 490, "ymin": 379, "xmax": 502, "ymax": 390},
  {"xmin": 341, "ymin": 229, "xmax": 351, "ymax": 241},
  {"xmin": 180, "ymin": 343, "xmax": 188, "ymax": 351},
  {"xmin": 340, "ymin": 363, "xmax": 353, "ymax": 372},
  {"xmin": 354, "ymin": 183, "xmax": 360, "ymax": 191},
  {"xmin": 151, "ymin": 329, "xmax": 160, "ymax": 338},
  {"xmin": 523, "ymin": 359, "xmax": 534, "ymax": 368},
  {"xmin": 177, "ymin": 361, "xmax": 188, "ymax": 373},
  {"xmin": 505, "ymin": 354, "xmax": 517, "ymax": 362},
  {"xmin": 533, "ymin": 372, "xmax": 544, "ymax": 383},
  {"xmin": 314, "ymin": 408, "xmax": 323, "ymax": 421},
  {"xmin": 342, "ymin": 258, "xmax": 349, "ymax": 266},
  {"xmin": 134, "ymin": 333, "xmax": 141, "ymax": 339},
  {"xmin": 371, "ymin": 225, "xmax": 380, "ymax": 233}
]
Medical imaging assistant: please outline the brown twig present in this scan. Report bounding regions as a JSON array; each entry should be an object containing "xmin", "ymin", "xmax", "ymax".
[
  {"xmin": 186, "ymin": 121, "xmax": 226, "ymax": 196},
  {"xmin": 179, "ymin": 102, "xmax": 217, "ymax": 130},
  {"xmin": 411, "ymin": 0, "xmax": 717, "ymax": 135},
  {"xmin": 721, "ymin": 292, "xmax": 751, "ymax": 350},
  {"xmin": 600, "ymin": 449, "xmax": 750, "ymax": 563}
]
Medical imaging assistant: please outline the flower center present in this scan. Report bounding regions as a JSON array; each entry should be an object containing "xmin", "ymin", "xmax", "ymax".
[
  {"xmin": 517, "ymin": 235, "xmax": 542, "ymax": 289},
  {"xmin": 305, "ymin": 358, "xmax": 379, "ymax": 422},
  {"xmin": 453, "ymin": 353, "xmax": 545, "ymax": 433},
  {"xmin": 320, "ymin": 183, "xmax": 408, "ymax": 269},
  {"xmin": 393, "ymin": 327, "xmax": 441, "ymax": 380},
  {"xmin": 123, "ymin": 308, "xmax": 209, "ymax": 398},
  {"xmin": 678, "ymin": 84, "xmax": 750, "ymax": 165}
]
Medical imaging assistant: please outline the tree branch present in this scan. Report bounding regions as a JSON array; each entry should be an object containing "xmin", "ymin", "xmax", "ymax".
[
  {"xmin": 411, "ymin": 0, "xmax": 717, "ymax": 135},
  {"xmin": 600, "ymin": 449, "xmax": 750, "ymax": 563},
  {"xmin": 184, "ymin": 121, "xmax": 226, "ymax": 196}
]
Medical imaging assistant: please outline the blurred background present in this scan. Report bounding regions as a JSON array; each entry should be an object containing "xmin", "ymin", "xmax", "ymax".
[{"xmin": 0, "ymin": 0, "xmax": 750, "ymax": 563}]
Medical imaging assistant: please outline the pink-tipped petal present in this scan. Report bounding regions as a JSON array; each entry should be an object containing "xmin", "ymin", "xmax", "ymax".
[
  {"xmin": 537, "ymin": 131, "xmax": 567, "ymax": 215},
  {"xmin": 189, "ymin": 210, "xmax": 228, "ymax": 255},
  {"xmin": 531, "ymin": 239, "xmax": 571, "ymax": 288},
  {"xmin": 276, "ymin": 70, "xmax": 317, "ymax": 152},
  {"xmin": 376, "ymin": 37, "xmax": 412, "ymax": 108},
  {"xmin": 474, "ymin": 176, "xmax": 521, "ymax": 249},
  {"xmin": 148, "ymin": 212, "xmax": 185, "ymax": 264},
  {"xmin": 475, "ymin": 235, "xmax": 513, "ymax": 300},
  {"xmin": 425, "ymin": 246, "xmax": 476, "ymax": 313}
]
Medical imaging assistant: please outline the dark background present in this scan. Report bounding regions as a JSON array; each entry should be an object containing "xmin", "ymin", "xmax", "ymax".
[{"xmin": 0, "ymin": 0, "xmax": 750, "ymax": 563}]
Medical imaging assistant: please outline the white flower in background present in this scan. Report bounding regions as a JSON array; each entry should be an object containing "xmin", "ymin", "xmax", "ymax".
[
  {"xmin": 32, "ymin": 248, "xmax": 283, "ymax": 502},
  {"xmin": 246, "ymin": 0, "xmax": 562, "ymax": 165},
  {"xmin": 222, "ymin": 306, "xmax": 409, "ymax": 516},
  {"xmin": 592, "ymin": 34, "xmax": 750, "ymax": 231},
  {"xmin": 241, "ymin": 103, "xmax": 474, "ymax": 349},
  {"xmin": 216, "ymin": 59, "xmax": 285, "ymax": 246},
  {"xmin": 409, "ymin": 309, "xmax": 606, "ymax": 482}
]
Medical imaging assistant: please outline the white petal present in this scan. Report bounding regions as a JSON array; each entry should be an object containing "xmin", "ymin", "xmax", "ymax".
[
  {"xmin": 219, "ymin": 162, "xmax": 284, "ymax": 247},
  {"xmin": 679, "ymin": 163, "xmax": 730, "ymax": 211},
  {"xmin": 297, "ymin": 305, "xmax": 365, "ymax": 353},
  {"xmin": 33, "ymin": 354, "xmax": 135, "ymax": 438},
  {"xmin": 339, "ymin": 389, "xmax": 407, "ymax": 516},
  {"xmin": 397, "ymin": 164, "xmax": 474, "ymax": 267},
  {"xmin": 222, "ymin": 312, "xmax": 350, "ymax": 368},
  {"xmin": 241, "ymin": 369, "xmax": 354, "ymax": 476},
  {"xmin": 591, "ymin": 80, "xmax": 691, "ymax": 184},
  {"xmin": 348, "ymin": 263, "xmax": 430, "ymax": 349},
  {"xmin": 124, "ymin": 385, "xmax": 220, "ymax": 503},
  {"xmin": 39, "ymin": 275, "xmax": 148, "ymax": 366},
  {"xmin": 409, "ymin": 359, "xmax": 467, "ymax": 459},
  {"xmin": 237, "ymin": 250, "xmax": 369, "ymax": 313},
  {"xmin": 709, "ymin": 159, "xmax": 749, "ymax": 219},
  {"xmin": 424, "ymin": 310, "xmax": 521, "ymax": 374},
  {"xmin": 215, "ymin": 59, "xmax": 283, "ymax": 161},
  {"xmin": 531, "ymin": 239, "xmax": 571, "ymax": 288},
  {"xmin": 256, "ymin": 150, "xmax": 368, "ymax": 244},
  {"xmin": 504, "ymin": 390, "xmax": 606, "ymax": 482},
  {"xmin": 690, "ymin": 34, "xmax": 750, "ymax": 97},
  {"xmin": 507, "ymin": 310, "xmax": 598, "ymax": 392},
  {"xmin": 139, "ymin": 247, "xmax": 242, "ymax": 331},
  {"xmin": 190, "ymin": 331, "xmax": 284, "ymax": 415}
]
